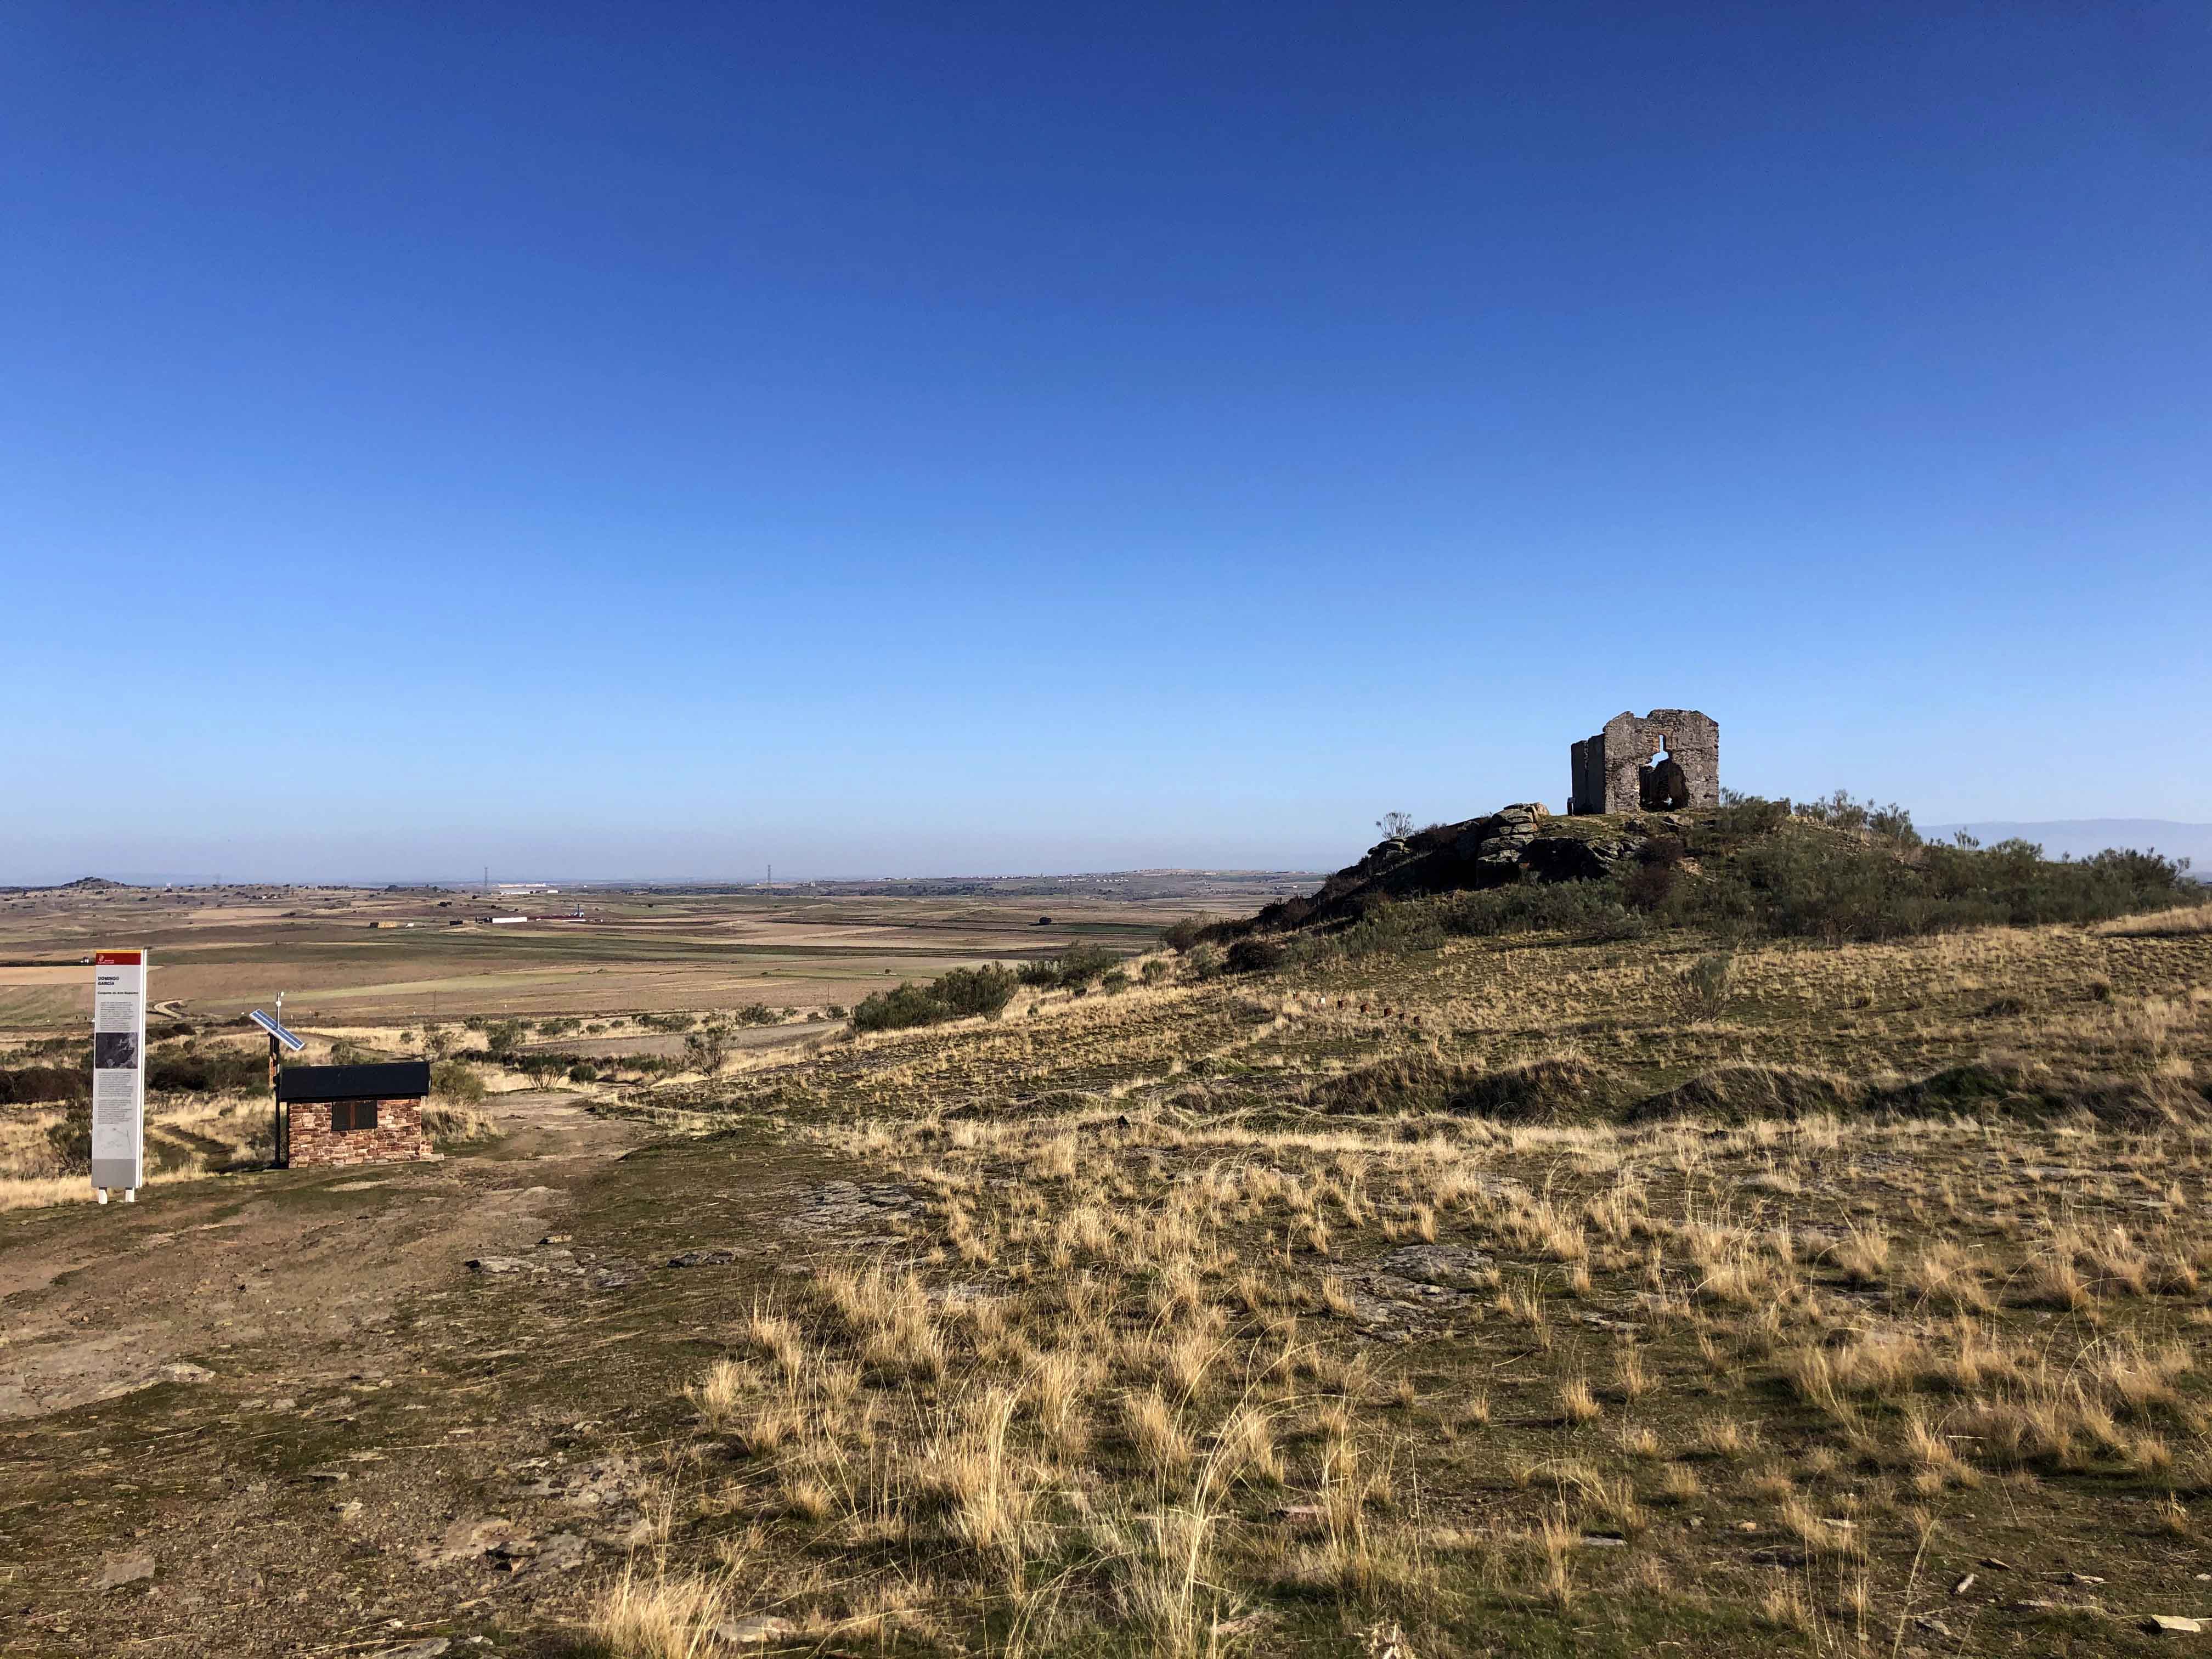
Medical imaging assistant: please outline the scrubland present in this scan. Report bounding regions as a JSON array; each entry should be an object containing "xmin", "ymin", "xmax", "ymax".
[
  {"xmin": 7, "ymin": 842, "xmax": 2211, "ymax": 1656},
  {"xmin": 576, "ymin": 897, "xmax": 2212, "ymax": 1656}
]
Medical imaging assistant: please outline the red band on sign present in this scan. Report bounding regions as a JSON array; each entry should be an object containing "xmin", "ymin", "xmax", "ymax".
[{"xmin": 93, "ymin": 950, "xmax": 145, "ymax": 965}]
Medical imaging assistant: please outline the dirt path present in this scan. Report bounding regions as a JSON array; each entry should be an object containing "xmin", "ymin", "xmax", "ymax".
[
  {"xmin": 0, "ymin": 1100, "xmax": 860, "ymax": 1658},
  {"xmin": 0, "ymin": 1091, "xmax": 641, "ymax": 1421}
]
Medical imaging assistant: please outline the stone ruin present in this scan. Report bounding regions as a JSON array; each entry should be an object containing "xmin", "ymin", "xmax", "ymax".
[{"xmin": 1568, "ymin": 709, "xmax": 1719, "ymax": 815}]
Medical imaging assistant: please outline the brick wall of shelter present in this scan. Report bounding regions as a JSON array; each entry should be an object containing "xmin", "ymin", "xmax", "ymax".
[{"xmin": 286, "ymin": 1098, "xmax": 432, "ymax": 1168}]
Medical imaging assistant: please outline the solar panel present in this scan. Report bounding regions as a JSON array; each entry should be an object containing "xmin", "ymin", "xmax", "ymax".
[{"xmin": 249, "ymin": 1008, "xmax": 307, "ymax": 1052}]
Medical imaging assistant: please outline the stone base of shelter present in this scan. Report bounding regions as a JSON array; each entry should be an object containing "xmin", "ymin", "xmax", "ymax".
[{"xmin": 285, "ymin": 1098, "xmax": 433, "ymax": 1168}]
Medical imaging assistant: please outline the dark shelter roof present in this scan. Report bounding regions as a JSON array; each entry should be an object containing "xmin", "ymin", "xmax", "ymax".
[{"xmin": 277, "ymin": 1061, "xmax": 431, "ymax": 1103}]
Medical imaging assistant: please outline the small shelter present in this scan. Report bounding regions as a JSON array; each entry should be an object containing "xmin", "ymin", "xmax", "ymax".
[{"xmin": 276, "ymin": 1061, "xmax": 433, "ymax": 1168}]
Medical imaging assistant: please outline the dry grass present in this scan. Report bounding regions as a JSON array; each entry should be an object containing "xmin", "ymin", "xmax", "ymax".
[{"xmin": 436, "ymin": 901, "xmax": 2212, "ymax": 1650}]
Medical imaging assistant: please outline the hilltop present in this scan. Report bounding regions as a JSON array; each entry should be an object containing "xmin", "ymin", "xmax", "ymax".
[{"xmin": 1211, "ymin": 793, "xmax": 2199, "ymax": 951}]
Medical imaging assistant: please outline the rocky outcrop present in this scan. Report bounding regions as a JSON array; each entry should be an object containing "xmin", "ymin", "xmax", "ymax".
[{"xmin": 1242, "ymin": 800, "xmax": 1667, "ymax": 936}]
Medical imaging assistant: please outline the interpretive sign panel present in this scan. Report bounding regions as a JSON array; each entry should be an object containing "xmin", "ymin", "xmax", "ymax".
[{"xmin": 91, "ymin": 949, "xmax": 146, "ymax": 1193}]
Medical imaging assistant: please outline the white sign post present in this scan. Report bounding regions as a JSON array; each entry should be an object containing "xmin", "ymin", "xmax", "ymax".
[{"xmin": 91, "ymin": 948, "xmax": 147, "ymax": 1201}]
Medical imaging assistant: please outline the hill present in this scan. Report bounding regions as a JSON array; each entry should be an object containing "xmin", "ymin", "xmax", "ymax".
[{"xmin": 1209, "ymin": 794, "xmax": 2200, "ymax": 952}]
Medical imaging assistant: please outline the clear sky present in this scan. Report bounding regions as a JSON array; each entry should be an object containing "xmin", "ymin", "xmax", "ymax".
[{"xmin": 4, "ymin": 2, "xmax": 2207, "ymax": 883}]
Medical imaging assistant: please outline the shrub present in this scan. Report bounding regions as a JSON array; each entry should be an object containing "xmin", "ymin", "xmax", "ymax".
[
  {"xmin": 850, "ymin": 982, "xmax": 950, "ymax": 1033},
  {"xmin": 0, "ymin": 1065, "xmax": 88, "ymax": 1105},
  {"xmin": 1100, "ymin": 968, "xmax": 1132, "ymax": 993},
  {"xmin": 46, "ymin": 1106, "xmax": 92, "ymax": 1171},
  {"xmin": 567, "ymin": 1062, "xmax": 600, "ymax": 1083},
  {"xmin": 1623, "ymin": 838, "xmax": 1685, "ymax": 912},
  {"xmin": 1019, "ymin": 944, "xmax": 1122, "ymax": 989},
  {"xmin": 933, "ymin": 964, "xmax": 1020, "ymax": 1019},
  {"xmin": 1680, "ymin": 952, "xmax": 1734, "ymax": 1017},
  {"xmin": 422, "ymin": 1101, "xmax": 495, "ymax": 1147},
  {"xmin": 1795, "ymin": 789, "xmax": 1920, "ymax": 847},
  {"xmin": 683, "ymin": 1028, "xmax": 733, "ymax": 1073},
  {"xmin": 1676, "ymin": 830, "xmax": 2195, "ymax": 943},
  {"xmin": 1712, "ymin": 789, "xmax": 1792, "ymax": 838},
  {"xmin": 1225, "ymin": 938, "xmax": 1285, "ymax": 975},
  {"xmin": 1053, "ymin": 944, "xmax": 1120, "ymax": 987},
  {"xmin": 482, "ymin": 1020, "xmax": 527, "ymax": 1059},
  {"xmin": 1161, "ymin": 917, "xmax": 1208, "ymax": 953},
  {"xmin": 149, "ymin": 1047, "xmax": 268, "ymax": 1093},
  {"xmin": 1141, "ymin": 958, "xmax": 1171, "ymax": 985},
  {"xmin": 431, "ymin": 1059, "xmax": 486, "ymax": 1104}
]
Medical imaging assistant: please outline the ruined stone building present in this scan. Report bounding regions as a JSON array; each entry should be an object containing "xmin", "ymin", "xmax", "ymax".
[{"xmin": 1568, "ymin": 709, "xmax": 1719, "ymax": 815}]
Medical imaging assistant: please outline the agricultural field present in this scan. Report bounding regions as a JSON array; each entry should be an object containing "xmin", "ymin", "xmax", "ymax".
[
  {"xmin": 0, "ymin": 874, "xmax": 1305, "ymax": 1031},
  {"xmin": 2, "ymin": 834, "xmax": 2211, "ymax": 1656}
]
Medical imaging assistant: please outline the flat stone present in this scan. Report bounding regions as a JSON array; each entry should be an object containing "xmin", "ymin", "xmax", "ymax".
[
  {"xmin": 157, "ymin": 1362, "xmax": 214, "ymax": 1384},
  {"xmin": 373, "ymin": 1643, "xmax": 450, "ymax": 1659},
  {"xmin": 1377, "ymin": 1244, "xmax": 1493, "ymax": 1290},
  {"xmin": 2147, "ymin": 1617, "xmax": 2204, "ymax": 1635},
  {"xmin": 413, "ymin": 1516, "xmax": 521, "ymax": 1568},
  {"xmin": 532, "ymin": 1533, "xmax": 589, "ymax": 1573},
  {"xmin": 712, "ymin": 1614, "xmax": 797, "ymax": 1645},
  {"xmin": 667, "ymin": 1249, "xmax": 737, "ymax": 1268},
  {"xmin": 95, "ymin": 1553, "xmax": 155, "ymax": 1590},
  {"xmin": 466, "ymin": 1257, "xmax": 534, "ymax": 1276}
]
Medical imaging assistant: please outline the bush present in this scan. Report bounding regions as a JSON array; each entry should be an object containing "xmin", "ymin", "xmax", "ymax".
[
  {"xmin": 1225, "ymin": 938, "xmax": 1285, "ymax": 975},
  {"xmin": 1055, "ymin": 943, "xmax": 1120, "ymax": 987},
  {"xmin": 1019, "ymin": 944, "xmax": 1122, "ymax": 989},
  {"xmin": 1711, "ymin": 789, "xmax": 1792, "ymax": 838},
  {"xmin": 1794, "ymin": 789, "xmax": 1920, "ymax": 847},
  {"xmin": 1622, "ymin": 838, "xmax": 1685, "ymax": 912},
  {"xmin": 431, "ymin": 1059, "xmax": 486, "ymax": 1104},
  {"xmin": 1673, "ymin": 831, "xmax": 2194, "ymax": 943},
  {"xmin": 1141, "ymin": 958, "xmax": 1171, "ymax": 985},
  {"xmin": 1680, "ymin": 951, "xmax": 1734, "ymax": 1017},
  {"xmin": 422, "ymin": 1101, "xmax": 495, "ymax": 1147},
  {"xmin": 850, "ymin": 963, "xmax": 1021, "ymax": 1032},
  {"xmin": 850, "ymin": 982, "xmax": 951, "ymax": 1033},
  {"xmin": 1100, "ymin": 968, "xmax": 1132, "ymax": 993},
  {"xmin": 1161, "ymin": 917, "xmax": 1208, "ymax": 953},
  {"xmin": 0, "ymin": 1065, "xmax": 88, "ymax": 1105},
  {"xmin": 149, "ymin": 1047, "xmax": 267, "ymax": 1093},
  {"xmin": 683, "ymin": 1028, "xmax": 733, "ymax": 1073},
  {"xmin": 46, "ymin": 1105, "xmax": 92, "ymax": 1171}
]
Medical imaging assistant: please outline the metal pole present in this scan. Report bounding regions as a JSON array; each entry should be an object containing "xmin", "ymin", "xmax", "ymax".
[{"xmin": 269, "ymin": 1031, "xmax": 281, "ymax": 1166}]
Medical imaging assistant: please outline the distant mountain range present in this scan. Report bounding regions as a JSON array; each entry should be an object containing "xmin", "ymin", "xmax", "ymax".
[{"xmin": 1922, "ymin": 820, "xmax": 2212, "ymax": 872}]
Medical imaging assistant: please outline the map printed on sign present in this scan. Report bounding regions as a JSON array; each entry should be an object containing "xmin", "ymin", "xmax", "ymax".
[{"xmin": 91, "ymin": 949, "xmax": 146, "ymax": 1193}]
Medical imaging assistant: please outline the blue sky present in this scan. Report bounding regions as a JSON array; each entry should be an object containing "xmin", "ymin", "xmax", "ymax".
[{"xmin": 4, "ymin": 2, "xmax": 2207, "ymax": 882}]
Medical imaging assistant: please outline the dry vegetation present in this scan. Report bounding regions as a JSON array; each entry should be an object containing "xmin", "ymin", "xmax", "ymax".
[{"xmin": 565, "ymin": 901, "xmax": 2212, "ymax": 1655}]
